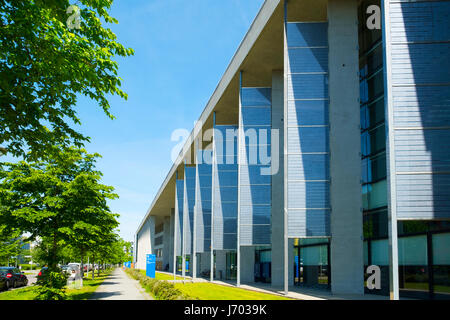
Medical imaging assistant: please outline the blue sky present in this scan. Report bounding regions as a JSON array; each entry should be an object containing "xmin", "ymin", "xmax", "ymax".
[{"xmin": 74, "ymin": 1, "xmax": 265, "ymax": 242}]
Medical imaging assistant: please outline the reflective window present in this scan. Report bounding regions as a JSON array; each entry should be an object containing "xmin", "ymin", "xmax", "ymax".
[
  {"xmin": 359, "ymin": 0, "xmax": 388, "ymax": 244},
  {"xmin": 361, "ymin": 98, "xmax": 385, "ymax": 131},
  {"xmin": 294, "ymin": 242, "xmax": 329, "ymax": 288},
  {"xmin": 361, "ymin": 125, "xmax": 386, "ymax": 157},
  {"xmin": 398, "ymin": 235, "xmax": 429, "ymax": 294},
  {"xmin": 362, "ymin": 153, "xmax": 387, "ymax": 184},
  {"xmin": 364, "ymin": 241, "xmax": 369, "ymax": 266},
  {"xmin": 371, "ymin": 239, "xmax": 389, "ymax": 266},
  {"xmin": 362, "ymin": 180, "xmax": 387, "ymax": 211},
  {"xmin": 432, "ymin": 233, "xmax": 450, "ymax": 296},
  {"xmin": 255, "ymin": 249, "xmax": 271, "ymax": 283},
  {"xmin": 363, "ymin": 209, "xmax": 388, "ymax": 239}
]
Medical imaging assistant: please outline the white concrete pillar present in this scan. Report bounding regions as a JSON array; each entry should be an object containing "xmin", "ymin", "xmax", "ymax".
[
  {"xmin": 328, "ymin": 0, "xmax": 364, "ymax": 295},
  {"xmin": 240, "ymin": 246, "xmax": 255, "ymax": 283},
  {"xmin": 169, "ymin": 210, "xmax": 175, "ymax": 272},
  {"xmin": 215, "ymin": 250, "xmax": 227, "ymax": 281},
  {"xmin": 163, "ymin": 216, "xmax": 171, "ymax": 271},
  {"xmin": 271, "ymin": 70, "xmax": 285, "ymax": 288}
]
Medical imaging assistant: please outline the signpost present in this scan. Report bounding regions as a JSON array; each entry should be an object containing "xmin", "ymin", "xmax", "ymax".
[{"xmin": 146, "ymin": 254, "xmax": 156, "ymax": 278}]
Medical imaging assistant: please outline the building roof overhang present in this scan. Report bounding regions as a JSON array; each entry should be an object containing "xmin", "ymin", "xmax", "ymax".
[{"xmin": 136, "ymin": 0, "xmax": 328, "ymax": 235}]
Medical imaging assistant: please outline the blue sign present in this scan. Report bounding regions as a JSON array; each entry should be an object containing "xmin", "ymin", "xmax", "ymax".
[
  {"xmin": 124, "ymin": 261, "xmax": 131, "ymax": 268},
  {"xmin": 185, "ymin": 260, "xmax": 189, "ymax": 272},
  {"xmin": 146, "ymin": 254, "xmax": 156, "ymax": 278}
]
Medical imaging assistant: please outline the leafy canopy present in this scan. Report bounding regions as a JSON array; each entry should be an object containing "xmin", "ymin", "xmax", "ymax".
[
  {"xmin": 0, "ymin": 0, "xmax": 134, "ymax": 159},
  {"xmin": 0, "ymin": 146, "xmax": 119, "ymax": 268}
]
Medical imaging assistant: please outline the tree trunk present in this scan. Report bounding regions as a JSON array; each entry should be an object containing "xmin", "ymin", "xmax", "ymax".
[
  {"xmin": 91, "ymin": 256, "xmax": 95, "ymax": 280},
  {"xmin": 50, "ymin": 232, "xmax": 58, "ymax": 270},
  {"xmin": 80, "ymin": 249, "xmax": 85, "ymax": 278}
]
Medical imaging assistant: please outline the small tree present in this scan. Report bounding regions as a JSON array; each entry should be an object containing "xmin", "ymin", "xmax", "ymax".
[{"xmin": 0, "ymin": 147, "xmax": 119, "ymax": 299}]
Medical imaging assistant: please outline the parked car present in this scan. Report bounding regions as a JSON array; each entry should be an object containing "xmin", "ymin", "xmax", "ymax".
[
  {"xmin": 0, "ymin": 267, "xmax": 28, "ymax": 289},
  {"xmin": 68, "ymin": 262, "xmax": 81, "ymax": 272},
  {"xmin": 68, "ymin": 262, "xmax": 80, "ymax": 268},
  {"xmin": 0, "ymin": 273, "xmax": 8, "ymax": 291},
  {"xmin": 83, "ymin": 264, "xmax": 93, "ymax": 272},
  {"xmin": 37, "ymin": 267, "xmax": 48, "ymax": 280}
]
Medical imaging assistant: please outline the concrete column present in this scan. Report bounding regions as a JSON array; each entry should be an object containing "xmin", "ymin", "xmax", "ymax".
[
  {"xmin": 240, "ymin": 246, "xmax": 255, "ymax": 283},
  {"xmin": 199, "ymin": 252, "xmax": 211, "ymax": 276},
  {"xmin": 271, "ymin": 70, "xmax": 285, "ymax": 288},
  {"xmin": 328, "ymin": 0, "xmax": 364, "ymax": 295},
  {"xmin": 169, "ymin": 210, "xmax": 175, "ymax": 272},
  {"xmin": 149, "ymin": 216, "xmax": 156, "ymax": 256},
  {"xmin": 215, "ymin": 250, "xmax": 227, "ymax": 281},
  {"xmin": 163, "ymin": 216, "xmax": 171, "ymax": 271}
]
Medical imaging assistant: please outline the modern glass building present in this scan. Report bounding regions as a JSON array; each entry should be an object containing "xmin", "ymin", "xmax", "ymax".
[{"xmin": 134, "ymin": 0, "xmax": 450, "ymax": 300}]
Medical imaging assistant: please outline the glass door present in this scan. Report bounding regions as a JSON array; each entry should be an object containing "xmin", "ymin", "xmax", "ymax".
[
  {"xmin": 226, "ymin": 251, "xmax": 237, "ymax": 280},
  {"xmin": 255, "ymin": 249, "xmax": 271, "ymax": 283},
  {"xmin": 176, "ymin": 256, "xmax": 182, "ymax": 274},
  {"xmin": 294, "ymin": 241, "xmax": 330, "ymax": 289}
]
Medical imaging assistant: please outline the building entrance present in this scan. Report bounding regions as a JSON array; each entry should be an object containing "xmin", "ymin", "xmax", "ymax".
[{"xmin": 294, "ymin": 239, "xmax": 330, "ymax": 289}]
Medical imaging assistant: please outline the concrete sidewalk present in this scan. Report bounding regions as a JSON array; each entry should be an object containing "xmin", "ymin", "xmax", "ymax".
[{"xmin": 90, "ymin": 268, "xmax": 153, "ymax": 300}]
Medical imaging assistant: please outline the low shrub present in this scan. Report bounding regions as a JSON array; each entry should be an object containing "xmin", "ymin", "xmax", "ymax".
[
  {"xmin": 19, "ymin": 264, "xmax": 39, "ymax": 270},
  {"xmin": 125, "ymin": 269, "xmax": 194, "ymax": 300},
  {"xmin": 35, "ymin": 269, "xmax": 68, "ymax": 300}
]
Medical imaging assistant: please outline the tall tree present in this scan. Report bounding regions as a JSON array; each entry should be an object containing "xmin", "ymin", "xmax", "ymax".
[
  {"xmin": 0, "ymin": 0, "xmax": 134, "ymax": 159},
  {"xmin": 0, "ymin": 146, "xmax": 119, "ymax": 270}
]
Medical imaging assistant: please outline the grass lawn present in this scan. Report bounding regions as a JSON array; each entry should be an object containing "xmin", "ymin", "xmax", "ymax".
[
  {"xmin": 0, "ymin": 285, "xmax": 37, "ymax": 300},
  {"xmin": 0, "ymin": 270, "xmax": 112, "ymax": 300},
  {"xmin": 138, "ymin": 269, "xmax": 183, "ymax": 281},
  {"xmin": 174, "ymin": 282, "xmax": 293, "ymax": 300}
]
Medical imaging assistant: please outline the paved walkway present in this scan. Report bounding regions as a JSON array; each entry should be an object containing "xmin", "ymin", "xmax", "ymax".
[{"xmin": 90, "ymin": 268, "xmax": 153, "ymax": 300}]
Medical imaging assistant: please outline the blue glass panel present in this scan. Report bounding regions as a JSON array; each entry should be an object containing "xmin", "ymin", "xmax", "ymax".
[
  {"xmin": 241, "ymin": 87, "xmax": 271, "ymax": 106},
  {"xmin": 286, "ymin": 22, "xmax": 328, "ymax": 47}
]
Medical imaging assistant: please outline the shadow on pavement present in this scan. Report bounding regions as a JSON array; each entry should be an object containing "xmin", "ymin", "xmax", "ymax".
[{"xmin": 89, "ymin": 291, "xmax": 123, "ymax": 299}]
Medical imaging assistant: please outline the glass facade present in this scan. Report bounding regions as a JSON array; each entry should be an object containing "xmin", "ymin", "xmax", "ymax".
[
  {"xmin": 176, "ymin": 255, "xmax": 190, "ymax": 275},
  {"xmin": 136, "ymin": 1, "xmax": 450, "ymax": 299},
  {"xmin": 226, "ymin": 251, "xmax": 237, "ymax": 280},
  {"xmin": 359, "ymin": 1, "xmax": 450, "ymax": 300},
  {"xmin": 358, "ymin": 0, "xmax": 387, "ymax": 219},
  {"xmin": 293, "ymin": 238, "xmax": 330, "ymax": 288},
  {"xmin": 254, "ymin": 247, "xmax": 271, "ymax": 283}
]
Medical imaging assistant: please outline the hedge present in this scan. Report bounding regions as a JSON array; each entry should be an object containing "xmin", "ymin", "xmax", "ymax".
[
  {"xmin": 19, "ymin": 264, "xmax": 40, "ymax": 270},
  {"xmin": 125, "ymin": 269, "xmax": 195, "ymax": 300}
]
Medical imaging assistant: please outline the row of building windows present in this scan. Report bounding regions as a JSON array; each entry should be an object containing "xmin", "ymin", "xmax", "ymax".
[{"xmin": 358, "ymin": 0, "xmax": 450, "ymax": 299}]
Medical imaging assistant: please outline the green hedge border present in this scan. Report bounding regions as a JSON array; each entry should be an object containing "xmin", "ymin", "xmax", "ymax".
[{"xmin": 125, "ymin": 269, "xmax": 196, "ymax": 300}]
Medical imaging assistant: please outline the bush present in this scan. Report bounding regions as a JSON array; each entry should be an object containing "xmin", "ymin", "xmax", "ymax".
[
  {"xmin": 19, "ymin": 264, "xmax": 39, "ymax": 270},
  {"xmin": 35, "ymin": 269, "xmax": 68, "ymax": 300},
  {"xmin": 125, "ymin": 269, "xmax": 194, "ymax": 300}
]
